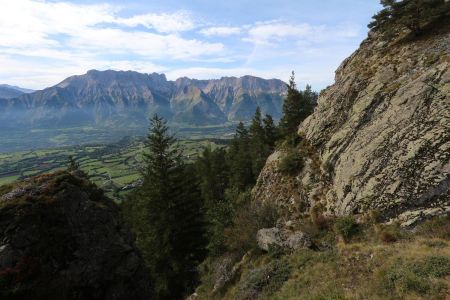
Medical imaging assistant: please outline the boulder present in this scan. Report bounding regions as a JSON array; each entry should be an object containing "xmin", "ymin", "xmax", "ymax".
[{"xmin": 256, "ymin": 227, "xmax": 312, "ymax": 251}]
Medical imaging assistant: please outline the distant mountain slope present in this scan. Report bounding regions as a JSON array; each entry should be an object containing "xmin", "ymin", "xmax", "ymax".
[
  {"xmin": 0, "ymin": 84, "xmax": 34, "ymax": 99},
  {"xmin": 0, "ymin": 70, "xmax": 287, "ymax": 128}
]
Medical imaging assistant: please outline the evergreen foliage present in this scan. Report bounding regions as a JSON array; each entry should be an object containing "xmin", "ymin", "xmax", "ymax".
[
  {"xmin": 249, "ymin": 107, "xmax": 270, "ymax": 177},
  {"xmin": 228, "ymin": 122, "xmax": 254, "ymax": 192},
  {"xmin": 262, "ymin": 114, "xmax": 278, "ymax": 151},
  {"xmin": 196, "ymin": 147, "xmax": 232, "ymax": 256},
  {"xmin": 123, "ymin": 115, "xmax": 206, "ymax": 300},
  {"xmin": 66, "ymin": 155, "xmax": 80, "ymax": 171},
  {"xmin": 368, "ymin": 0, "xmax": 449, "ymax": 37},
  {"xmin": 279, "ymin": 72, "xmax": 316, "ymax": 139}
]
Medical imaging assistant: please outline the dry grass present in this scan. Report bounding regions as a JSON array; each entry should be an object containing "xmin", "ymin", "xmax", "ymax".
[{"xmin": 195, "ymin": 216, "xmax": 450, "ymax": 300}]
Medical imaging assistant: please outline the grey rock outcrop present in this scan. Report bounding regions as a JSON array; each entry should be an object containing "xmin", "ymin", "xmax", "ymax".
[
  {"xmin": 254, "ymin": 20, "xmax": 450, "ymax": 226},
  {"xmin": 0, "ymin": 171, "xmax": 152, "ymax": 299},
  {"xmin": 257, "ymin": 227, "xmax": 312, "ymax": 251}
]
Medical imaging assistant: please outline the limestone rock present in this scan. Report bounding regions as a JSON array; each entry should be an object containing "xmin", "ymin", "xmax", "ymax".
[
  {"xmin": 254, "ymin": 20, "xmax": 450, "ymax": 225},
  {"xmin": 256, "ymin": 227, "xmax": 312, "ymax": 251}
]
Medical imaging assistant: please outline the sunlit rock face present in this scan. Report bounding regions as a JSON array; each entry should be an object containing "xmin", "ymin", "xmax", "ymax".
[{"xmin": 254, "ymin": 21, "xmax": 450, "ymax": 226}]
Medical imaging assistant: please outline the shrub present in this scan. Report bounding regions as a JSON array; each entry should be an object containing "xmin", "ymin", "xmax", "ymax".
[
  {"xmin": 310, "ymin": 203, "xmax": 331, "ymax": 230},
  {"xmin": 333, "ymin": 216, "xmax": 358, "ymax": 242},
  {"xmin": 278, "ymin": 148, "xmax": 304, "ymax": 175},
  {"xmin": 376, "ymin": 224, "xmax": 402, "ymax": 244},
  {"xmin": 237, "ymin": 259, "xmax": 291, "ymax": 299},
  {"xmin": 224, "ymin": 201, "xmax": 278, "ymax": 253}
]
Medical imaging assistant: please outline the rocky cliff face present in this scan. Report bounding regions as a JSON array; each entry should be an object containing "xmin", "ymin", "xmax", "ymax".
[
  {"xmin": 0, "ymin": 171, "xmax": 152, "ymax": 299},
  {"xmin": 254, "ymin": 20, "xmax": 450, "ymax": 226}
]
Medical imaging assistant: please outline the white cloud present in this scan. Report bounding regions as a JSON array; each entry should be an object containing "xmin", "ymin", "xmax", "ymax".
[
  {"xmin": 0, "ymin": 0, "xmax": 221, "ymax": 59},
  {"xmin": 199, "ymin": 26, "xmax": 242, "ymax": 37},
  {"xmin": 115, "ymin": 11, "xmax": 196, "ymax": 33},
  {"xmin": 244, "ymin": 22, "xmax": 313, "ymax": 45},
  {"xmin": 243, "ymin": 21, "xmax": 360, "ymax": 46},
  {"xmin": 0, "ymin": 1, "xmax": 365, "ymax": 90}
]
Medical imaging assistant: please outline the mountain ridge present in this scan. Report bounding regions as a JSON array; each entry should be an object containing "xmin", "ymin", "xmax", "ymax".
[
  {"xmin": 0, "ymin": 84, "xmax": 34, "ymax": 99},
  {"xmin": 0, "ymin": 70, "xmax": 287, "ymax": 128}
]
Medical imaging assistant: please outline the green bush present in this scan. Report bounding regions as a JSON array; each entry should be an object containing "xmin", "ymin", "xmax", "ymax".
[
  {"xmin": 278, "ymin": 148, "xmax": 304, "ymax": 175},
  {"xmin": 237, "ymin": 259, "xmax": 291, "ymax": 299},
  {"xmin": 224, "ymin": 201, "xmax": 278, "ymax": 253},
  {"xmin": 333, "ymin": 216, "xmax": 358, "ymax": 242}
]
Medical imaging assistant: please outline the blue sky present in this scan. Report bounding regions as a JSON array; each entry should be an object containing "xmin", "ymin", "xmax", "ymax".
[{"xmin": 0, "ymin": 0, "xmax": 381, "ymax": 90}]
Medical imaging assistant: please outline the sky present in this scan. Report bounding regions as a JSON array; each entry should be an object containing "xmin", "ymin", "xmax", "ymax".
[{"xmin": 0, "ymin": 0, "xmax": 382, "ymax": 90}]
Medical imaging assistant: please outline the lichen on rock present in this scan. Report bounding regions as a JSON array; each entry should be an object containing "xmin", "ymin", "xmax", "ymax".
[{"xmin": 254, "ymin": 19, "xmax": 450, "ymax": 226}]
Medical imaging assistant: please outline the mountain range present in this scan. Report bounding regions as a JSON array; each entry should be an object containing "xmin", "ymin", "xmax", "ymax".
[
  {"xmin": 0, "ymin": 70, "xmax": 287, "ymax": 129},
  {"xmin": 0, "ymin": 84, "xmax": 34, "ymax": 99}
]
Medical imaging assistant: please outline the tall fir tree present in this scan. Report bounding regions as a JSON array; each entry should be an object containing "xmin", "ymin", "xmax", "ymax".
[
  {"xmin": 279, "ymin": 71, "xmax": 314, "ymax": 138},
  {"xmin": 228, "ymin": 122, "xmax": 254, "ymax": 191},
  {"xmin": 196, "ymin": 147, "xmax": 232, "ymax": 256},
  {"xmin": 262, "ymin": 114, "xmax": 277, "ymax": 151},
  {"xmin": 123, "ymin": 115, "xmax": 206, "ymax": 300},
  {"xmin": 249, "ymin": 107, "xmax": 268, "ymax": 177}
]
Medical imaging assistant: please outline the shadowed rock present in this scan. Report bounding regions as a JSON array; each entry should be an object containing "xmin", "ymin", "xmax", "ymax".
[{"xmin": 0, "ymin": 171, "xmax": 152, "ymax": 300}]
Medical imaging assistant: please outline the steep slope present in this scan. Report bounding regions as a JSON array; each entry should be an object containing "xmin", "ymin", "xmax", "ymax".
[
  {"xmin": 7, "ymin": 70, "xmax": 173, "ymax": 127},
  {"xmin": 0, "ymin": 71, "xmax": 286, "ymax": 128},
  {"xmin": 0, "ymin": 171, "xmax": 152, "ymax": 299},
  {"xmin": 0, "ymin": 84, "xmax": 24, "ymax": 99},
  {"xmin": 201, "ymin": 76, "xmax": 286, "ymax": 121},
  {"xmin": 171, "ymin": 84, "xmax": 227, "ymax": 125},
  {"xmin": 254, "ymin": 20, "xmax": 450, "ymax": 226}
]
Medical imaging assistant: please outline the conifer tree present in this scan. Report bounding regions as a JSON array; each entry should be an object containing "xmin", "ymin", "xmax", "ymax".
[
  {"xmin": 123, "ymin": 114, "xmax": 206, "ymax": 300},
  {"xmin": 249, "ymin": 107, "xmax": 268, "ymax": 176},
  {"xmin": 279, "ymin": 71, "xmax": 314, "ymax": 138},
  {"xmin": 67, "ymin": 155, "xmax": 80, "ymax": 171},
  {"xmin": 368, "ymin": 0, "xmax": 449, "ymax": 37},
  {"xmin": 228, "ymin": 122, "xmax": 254, "ymax": 191},
  {"xmin": 263, "ymin": 114, "xmax": 277, "ymax": 151},
  {"xmin": 196, "ymin": 147, "xmax": 232, "ymax": 255}
]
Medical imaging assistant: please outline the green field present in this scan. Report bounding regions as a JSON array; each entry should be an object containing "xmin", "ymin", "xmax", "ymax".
[{"xmin": 0, "ymin": 135, "xmax": 230, "ymax": 201}]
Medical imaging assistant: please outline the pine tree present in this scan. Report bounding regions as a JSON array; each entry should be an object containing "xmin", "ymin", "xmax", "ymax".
[
  {"xmin": 368, "ymin": 0, "xmax": 449, "ymax": 37},
  {"xmin": 123, "ymin": 115, "xmax": 206, "ymax": 300},
  {"xmin": 196, "ymin": 147, "xmax": 232, "ymax": 256},
  {"xmin": 228, "ymin": 122, "xmax": 254, "ymax": 191},
  {"xmin": 279, "ymin": 71, "xmax": 314, "ymax": 139},
  {"xmin": 67, "ymin": 155, "xmax": 80, "ymax": 171},
  {"xmin": 249, "ymin": 107, "xmax": 268, "ymax": 176},
  {"xmin": 262, "ymin": 114, "xmax": 277, "ymax": 151}
]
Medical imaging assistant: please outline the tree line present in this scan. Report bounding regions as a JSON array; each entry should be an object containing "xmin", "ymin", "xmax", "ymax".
[{"xmin": 122, "ymin": 72, "xmax": 317, "ymax": 299}]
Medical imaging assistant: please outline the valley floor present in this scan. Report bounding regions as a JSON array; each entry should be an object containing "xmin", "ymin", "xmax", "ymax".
[{"xmin": 0, "ymin": 136, "xmax": 228, "ymax": 200}]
